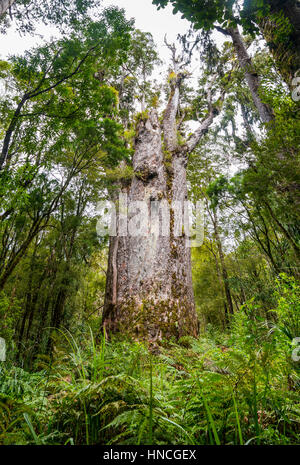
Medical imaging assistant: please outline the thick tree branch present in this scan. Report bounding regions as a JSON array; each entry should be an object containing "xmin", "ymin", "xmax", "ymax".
[
  {"xmin": 163, "ymin": 76, "xmax": 182, "ymax": 152},
  {"xmin": 214, "ymin": 25, "xmax": 231, "ymax": 36},
  {"xmin": 185, "ymin": 83, "xmax": 225, "ymax": 154}
]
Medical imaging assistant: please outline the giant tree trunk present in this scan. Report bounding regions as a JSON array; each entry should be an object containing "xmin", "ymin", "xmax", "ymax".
[
  {"xmin": 102, "ymin": 110, "xmax": 198, "ymax": 342},
  {"xmin": 102, "ymin": 54, "xmax": 225, "ymax": 342}
]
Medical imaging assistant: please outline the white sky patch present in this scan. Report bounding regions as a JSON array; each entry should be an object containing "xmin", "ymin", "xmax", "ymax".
[
  {"xmin": 0, "ymin": 23, "xmax": 59, "ymax": 58},
  {"xmin": 0, "ymin": 0, "xmax": 192, "ymax": 60},
  {"xmin": 102, "ymin": 0, "xmax": 191, "ymax": 63}
]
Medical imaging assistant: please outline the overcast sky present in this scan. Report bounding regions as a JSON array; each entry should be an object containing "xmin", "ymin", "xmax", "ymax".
[
  {"xmin": 0, "ymin": 0, "xmax": 191, "ymax": 60},
  {"xmin": 102, "ymin": 0, "xmax": 192, "ymax": 63}
]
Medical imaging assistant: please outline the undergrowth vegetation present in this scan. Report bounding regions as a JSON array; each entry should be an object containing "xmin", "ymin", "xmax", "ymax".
[{"xmin": 1, "ymin": 276, "xmax": 299, "ymax": 445}]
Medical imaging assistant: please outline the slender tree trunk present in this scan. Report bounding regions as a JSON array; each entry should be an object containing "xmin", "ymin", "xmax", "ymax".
[
  {"xmin": 0, "ymin": 218, "xmax": 42, "ymax": 290},
  {"xmin": 263, "ymin": 199, "xmax": 300, "ymax": 260},
  {"xmin": 0, "ymin": 0, "xmax": 15, "ymax": 18},
  {"xmin": 211, "ymin": 210, "xmax": 234, "ymax": 321},
  {"xmin": 46, "ymin": 268, "xmax": 70, "ymax": 355},
  {"xmin": 35, "ymin": 293, "xmax": 52, "ymax": 355},
  {"xmin": 0, "ymin": 94, "xmax": 28, "ymax": 171},
  {"xmin": 227, "ymin": 27, "xmax": 274, "ymax": 123},
  {"xmin": 208, "ymin": 242, "xmax": 230, "ymax": 329}
]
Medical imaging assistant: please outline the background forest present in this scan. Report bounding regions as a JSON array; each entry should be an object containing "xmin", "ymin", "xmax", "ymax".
[{"xmin": 0, "ymin": 0, "xmax": 299, "ymax": 445}]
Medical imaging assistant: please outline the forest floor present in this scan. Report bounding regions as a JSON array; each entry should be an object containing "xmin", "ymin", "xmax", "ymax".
[{"xmin": 1, "ymin": 302, "xmax": 299, "ymax": 445}]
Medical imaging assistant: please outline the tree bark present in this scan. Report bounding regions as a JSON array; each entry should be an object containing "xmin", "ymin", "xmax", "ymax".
[
  {"xmin": 210, "ymin": 209, "xmax": 234, "ymax": 322},
  {"xmin": 0, "ymin": 0, "xmax": 15, "ymax": 18},
  {"xmin": 102, "ymin": 110, "xmax": 198, "ymax": 342},
  {"xmin": 102, "ymin": 64, "xmax": 225, "ymax": 342},
  {"xmin": 227, "ymin": 27, "xmax": 274, "ymax": 124},
  {"xmin": 206, "ymin": 241, "xmax": 230, "ymax": 329}
]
